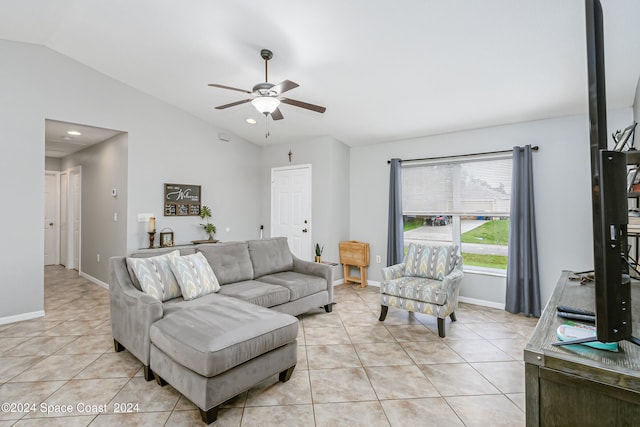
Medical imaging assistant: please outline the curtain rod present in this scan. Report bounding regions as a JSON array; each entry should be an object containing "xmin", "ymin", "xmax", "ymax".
[{"xmin": 387, "ymin": 145, "xmax": 539, "ymax": 164}]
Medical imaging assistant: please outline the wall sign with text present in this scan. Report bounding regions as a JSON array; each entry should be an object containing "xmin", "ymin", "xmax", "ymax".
[{"xmin": 164, "ymin": 183, "xmax": 201, "ymax": 216}]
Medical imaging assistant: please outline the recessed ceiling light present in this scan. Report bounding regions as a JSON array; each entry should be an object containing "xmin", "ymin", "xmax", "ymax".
[
  {"xmin": 246, "ymin": 118, "xmax": 257, "ymax": 124},
  {"xmin": 67, "ymin": 130, "xmax": 82, "ymax": 136}
]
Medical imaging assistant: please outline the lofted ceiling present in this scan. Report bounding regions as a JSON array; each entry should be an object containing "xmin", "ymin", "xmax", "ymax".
[{"xmin": 2, "ymin": 0, "xmax": 640, "ymax": 147}]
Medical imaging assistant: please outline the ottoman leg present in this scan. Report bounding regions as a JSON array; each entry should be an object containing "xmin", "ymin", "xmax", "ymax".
[
  {"xmin": 155, "ymin": 373, "xmax": 168, "ymax": 387},
  {"xmin": 113, "ymin": 339, "xmax": 125, "ymax": 352},
  {"xmin": 279, "ymin": 365, "xmax": 296, "ymax": 382},
  {"xmin": 199, "ymin": 407, "xmax": 219, "ymax": 425},
  {"xmin": 143, "ymin": 366, "xmax": 154, "ymax": 382}
]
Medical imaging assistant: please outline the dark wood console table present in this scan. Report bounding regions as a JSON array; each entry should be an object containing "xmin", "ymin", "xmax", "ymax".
[{"xmin": 525, "ymin": 271, "xmax": 640, "ymax": 425}]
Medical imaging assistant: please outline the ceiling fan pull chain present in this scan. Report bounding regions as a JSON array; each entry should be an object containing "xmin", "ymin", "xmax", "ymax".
[{"xmin": 265, "ymin": 113, "xmax": 270, "ymax": 139}]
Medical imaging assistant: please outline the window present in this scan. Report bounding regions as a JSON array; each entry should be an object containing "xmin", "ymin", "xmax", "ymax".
[{"xmin": 402, "ymin": 153, "xmax": 512, "ymax": 272}]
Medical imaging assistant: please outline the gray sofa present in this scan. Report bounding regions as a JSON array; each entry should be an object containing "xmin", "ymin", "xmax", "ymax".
[{"xmin": 108, "ymin": 237, "xmax": 333, "ymax": 423}]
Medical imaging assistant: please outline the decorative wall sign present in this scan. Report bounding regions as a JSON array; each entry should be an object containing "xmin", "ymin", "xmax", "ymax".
[{"xmin": 164, "ymin": 183, "xmax": 201, "ymax": 216}]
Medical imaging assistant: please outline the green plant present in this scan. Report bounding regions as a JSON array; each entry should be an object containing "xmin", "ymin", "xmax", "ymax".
[
  {"xmin": 315, "ymin": 243, "xmax": 324, "ymax": 256},
  {"xmin": 199, "ymin": 205, "xmax": 216, "ymax": 240}
]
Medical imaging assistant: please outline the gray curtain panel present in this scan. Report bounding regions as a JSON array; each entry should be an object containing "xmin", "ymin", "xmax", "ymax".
[
  {"xmin": 387, "ymin": 158, "xmax": 404, "ymax": 266},
  {"xmin": 506, "ymin": 145, "xmax": 541, "ymax": 317}
]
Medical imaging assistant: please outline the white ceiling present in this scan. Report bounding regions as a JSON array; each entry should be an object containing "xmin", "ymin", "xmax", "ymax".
[
  {"xmin": 45, "ymin": 119, "xmax": 123, "ymax": 158},
  {"xmin": 3, "ymin": 0, "xmax": 640, "ymax": 147}
]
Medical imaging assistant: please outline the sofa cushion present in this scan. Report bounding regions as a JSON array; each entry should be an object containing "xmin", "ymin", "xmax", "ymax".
[
  {"xmin": 196, "ymin": 242, "xmax": 254, "ymax": 285},
  {"xmin": 126, "ymin": 250, "xmax": 182, "ymax": 301},
  {"xmin": 150, "ymin": 297, "xmax": 298, "ymax": 377},
  {"xmin": 217, "ymin": 280, "xmax": 290, "ymax": 307},
  {"xmin": 380, "ymin": 276, "xmax": 448, "ymax": 305},
  {"xmin": 259, "ymin": 272, "xmax": 326, "ymax": 300},
  {"xmin": 248, "ymin": 237, "xmax": 294, "ymax": 278},
  {"xmin": 403, "ymin": 243, "xmax": 458, "ymax": 280},
  {"xmin": 169, "ymin": 252, "xmax": 220, "ymax": 300}
]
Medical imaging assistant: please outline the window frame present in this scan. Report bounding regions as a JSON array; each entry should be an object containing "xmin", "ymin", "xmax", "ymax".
[{"xmin": 401, "ymin": 153, "xmax": 512, "ymax": 276}]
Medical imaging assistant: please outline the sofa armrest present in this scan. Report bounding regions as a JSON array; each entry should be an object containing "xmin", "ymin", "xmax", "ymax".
[
  {"xmin": 292, "ymin": 255, "xmax": 333, "ymax": 303},
  {"xmin": 382, "ymin": 263, "xmax": 406, "ymax": 281},
  {"xmin": 109, "ymin": 256, "xmax": 163, "ymax": 365}
]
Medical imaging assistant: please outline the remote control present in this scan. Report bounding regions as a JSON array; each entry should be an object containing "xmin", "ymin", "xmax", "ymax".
[
  {"xmin": 557, "ymin": 312, "xmax": 596, "ymax": 323},
  {"xmin": 556, "ymin": 305, "xmax": 595, "ymax": 316}
]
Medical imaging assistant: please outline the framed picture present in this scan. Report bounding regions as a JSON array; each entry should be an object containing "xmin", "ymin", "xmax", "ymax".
[
  {"xmin": 164, "ymin": 183, "xmax": 201, "ymax": 216},
  {"xmin": 160, "ymin": 230, "xmax": 174, "ymax": 247}
]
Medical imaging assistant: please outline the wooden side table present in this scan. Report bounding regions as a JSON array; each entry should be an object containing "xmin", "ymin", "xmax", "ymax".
[{"xmin": 339, "ymin": 241, "xmax": 370, "ymax": 288}]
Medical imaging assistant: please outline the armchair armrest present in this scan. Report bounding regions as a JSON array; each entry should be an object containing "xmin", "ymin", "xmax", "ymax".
[
  {"xmin": 109, "ymin": 257, "xmax": 163, "ymax": 365},
  {"xmin": 441, "ymin": 268, "xmax": 464, "ymax": 306},
  {"xmin": 292, "ymin": 255, "xmax": 333, "ymax": 303},
  {"xmin": 382, "ymin": 263, "xmax": 406, "ymax": 281}
]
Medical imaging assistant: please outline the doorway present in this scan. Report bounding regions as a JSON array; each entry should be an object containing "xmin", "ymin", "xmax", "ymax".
[
  {"xmin": 44, "ymin": 171, "xmax": 59, "ymax": 265},
  {"xmin": 53, "ymin": 166, "xmax": 81, "ymax": 270},
  {"xmin": 271, "ymin": 164, "xmax": 312, "ymax": 260}
]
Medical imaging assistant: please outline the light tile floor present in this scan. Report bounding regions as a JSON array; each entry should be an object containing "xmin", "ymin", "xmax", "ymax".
[{"xmin": 0, "ymin": 266, "xmax": 538, "ymax": 426}]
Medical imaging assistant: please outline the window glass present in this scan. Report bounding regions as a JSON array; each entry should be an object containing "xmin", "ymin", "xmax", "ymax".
[{"xmin": 401, "ymin": 155, "xmax": 512, "ymax": 271}]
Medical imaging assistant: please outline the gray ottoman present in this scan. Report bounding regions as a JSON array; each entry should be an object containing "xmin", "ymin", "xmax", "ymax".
[{"xmin": 149, "ymin": 297, "xmax": 298, "ymax": 424}]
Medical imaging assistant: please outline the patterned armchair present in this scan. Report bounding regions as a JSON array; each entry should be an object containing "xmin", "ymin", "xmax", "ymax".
[{"xmin": 379, "ymin": 243, "xmax": 463, "ymax": 337}]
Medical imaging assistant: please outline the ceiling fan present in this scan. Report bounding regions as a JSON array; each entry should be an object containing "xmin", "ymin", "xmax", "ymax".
[{"xmin": 208, "ymin": 49, "xmax": 326, "ymax": 120}]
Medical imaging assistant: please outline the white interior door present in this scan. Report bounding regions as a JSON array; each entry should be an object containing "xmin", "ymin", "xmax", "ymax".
[
  {"xmin": 71, "ymin": 168, "xmax": 81, "ymax": 270},
  {"xmin": 271, "ymin": 165, "xmax": 312, "ymax": 260},
  {"xmin": 59, "ymin": 172, "xmax": 68, "ymax": 267},
  {"xmin": 44, "ymin": 172, "xmax": 59, "ymax": 265}
]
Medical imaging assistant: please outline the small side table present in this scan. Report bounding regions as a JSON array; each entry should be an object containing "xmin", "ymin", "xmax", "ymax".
[{"xmin": 339, "ymin": 241, "xmax": 370, "ymax": 288}]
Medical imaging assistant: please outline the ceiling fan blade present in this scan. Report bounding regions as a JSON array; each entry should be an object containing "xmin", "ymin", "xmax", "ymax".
[
  {"xmin": 271, "ymin": 80, "xmax": 299, "ymax": 95},
  {"xmin": 215, "ymin": 99, "xmax": 252, "ymax": 110},
  {"xmin": 281, "ymin": 98, "xmax": 326, "ymax": 114},
  {"xmin": 208, "ymin": 83, "xmax": 252, "ymax": 94},
  {"xmin": 271, "ymin": 107, "xmax": 284, "ymax": 120}
]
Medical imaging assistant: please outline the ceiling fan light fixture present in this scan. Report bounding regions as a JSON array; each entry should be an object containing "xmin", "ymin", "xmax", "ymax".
[{"xmin": 251, "ymin": 96, "xmax": 280, "ymax": 114}]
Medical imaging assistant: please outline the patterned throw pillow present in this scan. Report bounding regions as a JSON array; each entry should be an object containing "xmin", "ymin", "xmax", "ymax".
[
  {"xmin": 169, "ymin": 252, "xmax": 220, "ymax": 300},
  {"xmin": 403, "ymin": 243, "xmax": 458, "ymax": 280},
  {"xmin": 126, "ymin": 250, "xmax": 182, "ymax": 301}
]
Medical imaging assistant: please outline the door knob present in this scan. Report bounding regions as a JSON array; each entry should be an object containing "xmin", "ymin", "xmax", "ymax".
[{"xmin": 302, "ymin": 228, "xmax": 308, "ymax": 233}]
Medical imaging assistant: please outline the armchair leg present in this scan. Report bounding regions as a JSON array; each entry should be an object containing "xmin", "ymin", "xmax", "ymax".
[
  {"xmin": 437, "ymin": 317, "xmax": 446, "ymax": 338},
  {"xmin": 450, "ymin": 312, "xmax": 457, "ymax": 322},
  {"xmin": 379, "ymin": 305, "xmax": 388, "ymax": 321}
]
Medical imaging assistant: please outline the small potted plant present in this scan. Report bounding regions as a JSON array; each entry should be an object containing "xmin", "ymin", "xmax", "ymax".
[
  {"xmin": 199, "ymin": 205, "xmax": 217, "ymax": 241},
  {"xmin": 315, "ymin": 243, "xmax": 324, "ymax": 263}
]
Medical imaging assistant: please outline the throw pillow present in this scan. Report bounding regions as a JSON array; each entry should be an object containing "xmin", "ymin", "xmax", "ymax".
[
  {"xmin": 169, "ymin": 252, "xmax": 220, "ymax": 300},
  {"xmin": 126, "ymin": 250, "xmax": 182, "ymax": 301},
  {"xmin": 404, "ymin": 244, "xmax": 458, "ymax": 280}
]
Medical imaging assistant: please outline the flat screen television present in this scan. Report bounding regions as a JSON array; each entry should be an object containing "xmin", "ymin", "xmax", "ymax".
[{"xmin": 585, "ymin": 0, "xmax": 635, "ymax": 344}]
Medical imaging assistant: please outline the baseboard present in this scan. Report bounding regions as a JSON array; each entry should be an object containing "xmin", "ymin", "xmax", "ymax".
[
  {"xmin": 333, "ymin": 279, "xmax": 380, "ymax": 287},
  {"xmin": 80, "ymin": 272, "xmax": 109, "ymax": 290},
  {"xmin": 0, "ymin": 310, "xmax": 45, "ymax": 325},
  {"xmin": 458, "ymin": 296, "xmax": 505, "ymax": 310}
]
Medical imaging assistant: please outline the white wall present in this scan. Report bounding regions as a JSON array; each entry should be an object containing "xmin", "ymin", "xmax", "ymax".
[
  {"xmin": 350, "ymin": 108, "xmax": 632, "ymax": 306},
  {"xmin": 61, "ymin": 133, "xmax": 128, "ymax": 284},
  {"xmin": 0, "ymin": 40, "xmax": 261, "ymax": 322},
  {"xmin": 45, "ymin": 157, "xmax": 62, "ymax": 171},
  {"xmin": 260, "ymin": 136, "xmax": 350, "ymax": 270}
]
